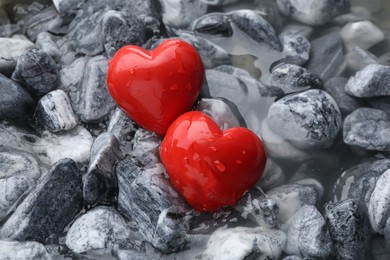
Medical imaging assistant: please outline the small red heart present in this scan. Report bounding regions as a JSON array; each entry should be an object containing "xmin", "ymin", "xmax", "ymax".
[
  {"xmin": 107, "ymin": 39, "xmax": 204, "ymax": 135},
  {"xmin": 160, "ymin": 111, "xmax": 267, "ymax": 212}
]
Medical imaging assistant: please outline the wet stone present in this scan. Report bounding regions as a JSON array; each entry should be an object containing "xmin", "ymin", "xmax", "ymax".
[
  {"xmin": 254, "ymin": 0, "xmax": 284, "ymax": 33},
  {"xmin": 269, "ymin": 64, "xmax": 321, "ymax": 95},
  {"xmin": 160, "ymin": 0, "xmax": 207, "ymax": 28},
  {"xmin": 345, "ymin": 64, "xmax": 390, "ymax": 98},
  {"xmin": 65, "ymin": 206, "xmax": 133, "ymax": 254},
  {"xmin": 267, "ymin": 89, "xmax": 342, "ymax": 150},
  {"xmin": 368, "ymin": 169, "xmax": 390, "ymax": 234},
  {"xmin": 35, "ymin": 32, "xmax": 62, "ymax": 63},
  {"xmin": 0, "ymin": 176, "xmax": 35, "ymax": 221},
  {"xmin": 343, "ymin": 108, "xmax": 390, "ymax": 151},
  {"xmin": 0, "ymin": 152, "xmax": 41, "ymax": 180},
  {"xmin": 35, "ymin": 89, "xmax": 78, "ymax": 133},
  {"xmin": 276, "ymin": 0, "xmax": 350, "ymax": 26},
  {"xmin": 323, "ymin": 77, "xmax": 365, "ymax": 116},
  {"xmin": 130, "ymin": 128, "xmax": 162, "ymax": 166},
  {"xmin": 285, "ymin": 205, "xmax": 333, "ymax": 258},
  {"xmin": 0, "ymin": 73, "xmax": 35, "ymax": 121},
  {"xmin": 197, "ymin": 97, "xmax": 244, "ymax": 130},
  {"xmin": 203, "ymin": 227, "xmax": 286, "ymax": 260},
  {"xmin": 279, "ymin": 32, "xmax": 310, "ymax": 66},
  {"xmin": 115, "ymin": 156, "xmax": 190, "ymax": 253},
  {"xmin": 306, "ymin": 31, "xmax": 345, "ymax": 82},
  {"xmin": 340, "ymin": 20, "xmax": 384, "ymax": 51},
  {"xmin": 79, "ymin": 55, "xmax": 116, "ymax": 123},
  {"xmin": 325, "ymin": 199, "xmax": 370, "ymax": 260},
  {"xmin": 0, "ymin": 36, "xmax": 34, "ymax": 76},
  {"xmin": 0, "ymin": 240, "xmax": 51, "ymax": 259},
  {"xmin": 12, "ymin": 48, "xmax": 59, "ymax": 96},
  {"xmin": 83, "ymin": 133, "xmax": 123, "ymax": 206},
  {"xmin": 0, "ymin": 158, "xmax": 83, "ymax": 243},
  {"xmin": 190, "ymin": 13, "xmax": 232, "ymax": 38}
]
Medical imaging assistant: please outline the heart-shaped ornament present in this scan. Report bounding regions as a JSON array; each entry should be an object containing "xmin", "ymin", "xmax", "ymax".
[
  {"xmin": 107, "ymin": 39, "xmax": 204, "ymax": 135},
  {"xmin": 160, "ymin": 111, "xmax": 267, "ymax": 212}
]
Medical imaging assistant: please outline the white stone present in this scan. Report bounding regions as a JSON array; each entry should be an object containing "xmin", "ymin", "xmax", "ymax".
[
  {"xmin": 341, "ymin": 20, "xmax": 384, "ymax": 51},
  {"xmin": 0, "ymin": 240, "xmax": 51, "ymax": 259},
  {"xmin": 0, "ymin": 36, "xmax": 34, "ymax": 74},
  {"xmin": 160, "ymin": 0, "xmax": 208, "ymax": 28}
]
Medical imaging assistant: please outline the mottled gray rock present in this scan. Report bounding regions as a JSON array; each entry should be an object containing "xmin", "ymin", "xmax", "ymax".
[
  {"xmin": 276, "ymin": 0, "xmax": 350, "ymax": 25},
  {"xmin": 368, "ymin": 169, "xmax": 390, "ymax": 234},
  {"xmin": 102, "ymin": 11, "xmax": 147, "ymax": 58},
  {"xmin": 0, "ymin": 36, "xmax": 34, "ymax": 76},
  {"xmin": 0, "ymin": 240, "xmax": 51, "ymax": 260},
  {"xmin": 267, "ymin": 89, "xmax": 342, "ymax": 149},
  {"xmin": 346, "ymin": 46, "xmax": 378, "ymax": 71},
  {"xmin": 340, "ymin": 20, "xmax": 384, "ymax": 51},
  {"xmin": 0, "ymin": 158, "xmax": 83, "ymax": 242},
  {"xmin": 270, "ymin": 64, "xmax": 321, "ymax": 95},
  {"xmin": 267, "ymin": 179, "xmax": 323, "ymax": 228},
  {"xmin": 0, "ymin": 73, "xmax": 35, "ymax": 121},
  {"xmin": 35, "ymin": 32, "xmax": 62, "ymax": 63},
  {"xmin": 83, "ymin": 133, "xmax": 123, "ymax": 205},
  {"xmin": 258, "ymin": 158, "xmax": 286, "ymax": 191},
  {"xmin": 279, "ymin": 32, "xmax": 310, "ymax": 66},
  {"xmin": 53, "ymin": 0, "xmax": 87, "ymax": 15},
  {"xmin": 345, "ymin": 64, "xmax": 390, "ymax": 97},
  {"xmin": 323, "ymin": 77, "xmax": 364, "ymax": 116},
  {"xmin": 254, "ymin": 0, "xmax": 283, "ymax": 33},
  {"xmin": 107, "ymin": 108, "xmax": 138, "ymax": 154},
  {"xmin": 197, "ymin": 98, "xmax": 244, "ymax": 130},
  {"xmin": 200, "ymin": 0, "xmax": 239, "ymax": 5},
  {"xmin": 66, "ymin": 206, "xmax": 132, "ymax": 253},
  {"xmin": 385, "ymin": 218, "xmax": 390, "ymax": 248},
  {"xmin": 116, "ymin": 156, "xmax": 190, "ymax": 253},
  {"xmin": 203, "ymin": 227, "xmax": 286, "ymax": 260},
  {"xmin": 343, "ymin": 108, "xmax": 390, "ymax": 151},
  {"xmin": 306, "ymin": 31, "xmax": 345, "ymax": 82},
  {"xmin": 190, "ymin": 13, "xmax": 232, "ymax": 37},
  {"xmin": 325, "ymin": 199, "xmax": 369, "ymax": 260},
  {"xmin": 0, "ymin": 152, "xmax": 41, "ymax": 180},
  {"xmin": 285, "ymin": 205, "xmax": 333, "ymax": 258},
  {"xmin": 0, "ymin": 176, "xmax": 35, "ymax": 221},
  {"xmin": 79, "ymin": 55, "xmax": 115, "ymax": 123},
  {"xmin": 12, "ymin": 48, "xmax": 58, "ymax": 96},
  {"xmin": 160, "ymin": 0, "xmax": 207, "ymax": 28},
  {"xmin": 35, "ymin": 90, "xmax": 78, "ymax": 132},
  {"xmin": 130, "ymin": 128, "xmax": 161, "ymax": 166}
]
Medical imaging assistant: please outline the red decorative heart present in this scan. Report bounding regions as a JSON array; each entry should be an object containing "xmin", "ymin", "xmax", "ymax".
[
  {"xmin": 160, "ymin": 111, "xmax": 267, "ymax": 212},
  {"xmin": 107, "ymin": 39, "xmax": 204, "ymax": 135}
]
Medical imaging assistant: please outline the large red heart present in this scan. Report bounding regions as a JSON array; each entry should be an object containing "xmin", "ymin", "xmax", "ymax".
[
  {"xmin": 160, "ymin": 111, "xmax": 267, "ymax": 212},
  {"xmin": 107, "ymin": 39, "xmax": 204, "ymax": 136}
]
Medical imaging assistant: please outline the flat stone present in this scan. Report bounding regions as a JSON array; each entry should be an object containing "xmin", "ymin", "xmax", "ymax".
[
  {"xmin": 267, "ymin": 89, "xmax": 342, "ymax": 150},
  {"xmin": 276, "ymin": 0, "xmax": 350, "ymax": 26},
  {"xmin": 343, "ymin": 108, "xmax": 390, "ymax": 151},
  {"xmin": 279, "ymin": 32, "xmax": 310, "ymax": 66},
  {"xmin": 0, "ymin": 158, "xmax": 83, "ymax": 242},
  {"xmin": 160, "ymin": 0, "xmax": 207, "ymax": 28},
  {"xmin": 0, "ymin": 240, "xmax": 51, "ymax": 259},
  {"xmin": 35, "ymin": 89, "xmax": 78, "ymax": 132},
  {"xmin": 340, "ymin": 20, "xmax": 384, "ymax": 51},
  {"xmin": 0, "ymin": 152, "xmax": 41, "ymax": 180},
  {"xmin": 66, "ymin": 206, "xmax": 133, "ymax": 253},
  {"xmin": 325, "ymin": 199, "xmax": 370, "ymax": 260},
  {"xmin": 0, "ymin": 36, "xmax": 34, "ymax": 76},
  {"xmin": 345, "ymin": 64, "xmax": 390, "ymax": 97},
  {"xmin": 0, "ymin": 73, "xmax": 35, "ymax": 121}
]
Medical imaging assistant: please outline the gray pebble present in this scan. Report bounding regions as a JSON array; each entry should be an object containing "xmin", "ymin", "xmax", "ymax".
[
  {"xmin": 343, "ymin": 108, "xmax": 390, "ymax": 151},
  {"xmin": 325, "ymin": 199, "xmax": 369, "ymax": 260},
  {"xmin": 53, "ymin": 0, "xmax": 87, "ymax": 15},
  {"xmin": 0, "ymin": 73, "xmax": 35, "ymax": 121},
  {"xmin": 0, "ymin": 36, "xmax": 34, "ymax": 76},
  {"xmin": 66, "ymin": 206, "xmax": 133, "ymax": 254},
  {"xmin": 35, "ymin": 32, "xmax": 62, "ymax": 63},
  {"xmin": 79, "ymin": 55, "xmax": 116, "ymax": 123},
  {"xmin": 12, "ymin": 48, "xmax": 58, "ymax": 96},
  {"xmin": 345, "ymin": 64, "xmax": 390, "ymax": 97},
  {"xmin": 368, "ymin": 169, "xmax": 390, "ymax": 234},
  {"xmin": 340, "ymin": 20, "xmax": 384, "ymax": 51},
  {"xmin": 200, "ymin": 0, "xmax": 239, "ymax": 5},
  {"xmin": 267, "ymin": 89, "xmax": 342, "ymax": 149},
  {"xmin": 130, "ymin": 128, "xmax": 162, "ymax": 166},
  {"xmin": 270, "ymin": 64, "xmax": 321, "ymax": 95},
  {"xmin": 83, "ymin": 133, "xmax": 123, "ymax": 206},
  {"xmin": 0, "ymin": 176, "xmax": 35, "ymax": 221},
  {"xmin": 0, "ymin": 240, "xmax": 51, "ymax": 260},
  {"xmin": 115, "ymin": 156, "xmax": 190, "ymax": 253},
  {"xmin": 345, "ymin": 46, "xmax": 379, "ymax": 71},
  {"xmin": 160, "ymin": 0, "xmax": 207, "ymax": 28},
  {"xmin": 254, "ymin": 0, "xmax": 284, "ymax": 33},
  {"xmin": 279, "ymin": 32, "xmax": 310, "ymax": 66},
  {"xmin": 190, "ymin": 13, "xmax": 232, "ymax": 37},
  {"xmin": 0, "ymin": 152, "xmax": 41, "ymax": 180},
  {"xmin": 276, "ymin": 0, "xmax": 350, "ymax": 26},
  {"xmin": 306, "ymin": 31, "xmax": 345, "ymax": 82},
  {"xmin": 285, "ymin": 205, "xmax": 333, "ymax": 258},
  {"xmin": 35, "ymin": 89, "xmax": 78, "ymax": 132},
  {"xmin": 0, "ymin": 158, "xmax": 83, "ymax": 242}
]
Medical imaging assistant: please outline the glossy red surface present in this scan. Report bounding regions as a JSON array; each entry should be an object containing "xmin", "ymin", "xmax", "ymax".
[
  {"xmin": 107, "ymin": 39, "xmax": 204, "ymax": 136},
  {"xmin": 160, "ymin": 111, "xmax": 267, "ymax": 212}
]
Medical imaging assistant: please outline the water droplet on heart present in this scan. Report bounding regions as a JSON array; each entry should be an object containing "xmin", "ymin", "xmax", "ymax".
[
  {"xmin": 203, "ymin": 137, "xmax": 215, "ymax": 142},
  {"xmin": 170, "ymin": 84, "xmax": 178, "ymax": 91},
  {"xmin": 185, "ymin": 83, "xmax": 192, "ymax": 90},
  {"xmin": 126, "ymin": 81, "xmax": 132, "ymax": 88},
  {"xmin": 214, "ymin": 160, "xmax": 226, "ymax": 173},
  {"xmin": 242, "ymin": 150, "xmax": 246, "ymax": 155},
  {"xmin": 129, "ymin": 68, "xmax": 135, "ymax": 75},
  {"xmin": 235, "ymin": 159, "xmax": 242, "ymax": 165},
  {"xmin": 184, "ymin": 157, "xmax": 189, "ymax": 164},
  {"xmin": 209, "ymin": 146, "xmax": 217, "ymax": 152}
]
